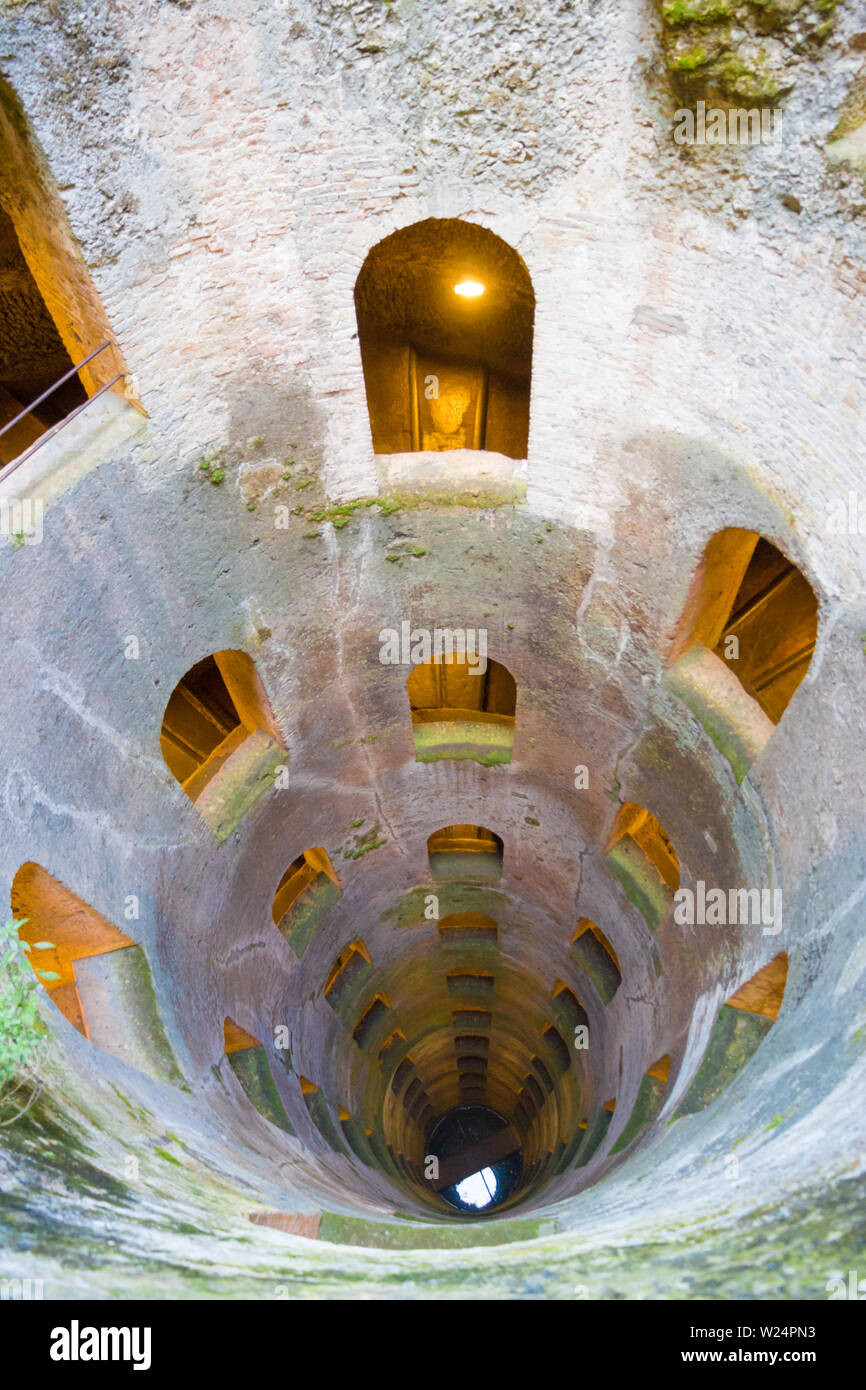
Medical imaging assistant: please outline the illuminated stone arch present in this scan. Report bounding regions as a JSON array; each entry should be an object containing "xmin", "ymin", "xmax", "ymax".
[
  {"xmin": 354, "ymin": 218, "xmax": 534, "ymax": 458},
  {"xmin": 666, "ymin": 529, "xmax": 818, "ymax": 781},
  {"xmin": 160, "ymin": 649, "xmax": 285, "ymax": 841}
]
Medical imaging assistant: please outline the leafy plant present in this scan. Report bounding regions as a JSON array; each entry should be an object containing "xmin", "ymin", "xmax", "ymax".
[{"xmin": 0, "ymin": 917, "xmax": 55, "ymax": 1124}]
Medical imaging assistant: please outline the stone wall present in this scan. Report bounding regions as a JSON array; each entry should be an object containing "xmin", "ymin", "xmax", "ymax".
[{"xmin": 0, "ymin": 0, "xmax": 864, "ymax": 1298}]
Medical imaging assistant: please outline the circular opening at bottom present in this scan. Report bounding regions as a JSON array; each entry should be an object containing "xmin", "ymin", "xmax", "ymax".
[{"xmin": 428, "ymin": 1104, "xmax": 523, "ymax": 1213}]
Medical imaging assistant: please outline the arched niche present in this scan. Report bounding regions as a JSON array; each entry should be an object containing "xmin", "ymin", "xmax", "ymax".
[
  {"xmin": 408, "ymin": 654, "xmax": 516, "ymax": 765},
  {"xmin": 160, "ymin": 649, "xmax": 285, "ymax": 841},
  {"xmin": 427, "ymin": 825, "xmax": 504, "ymax": 884},
  {"xmin": 11, "ymin": 862, "xmax": 181, "ymax": 1085},
  {"xmin": 354, "ymin": 218, "xmax": 534, "ymax": 459},
  {"xmin": 666, "ymin": 530, "xmax": 818, "ymax": 782}
]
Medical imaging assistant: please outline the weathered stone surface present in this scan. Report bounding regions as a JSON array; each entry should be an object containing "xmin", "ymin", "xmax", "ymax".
[
  {"xmin": 73, "ymin": 945, "xmax": 184, "ymax": 1088},
  {"xmin": 665, "ymin": 644, "xmax": 774, "ymax": 783},
  {"xmin": 658, "ymin": 0, "xmax": 839, "ymax": 104},
  {"xmin": 277, "ymin": 876, "xmax": 343, "ymax": 959},
  {"xmin": 227, "ymin": 1044, "xmax": 295, "ymax": 1136},
  {"xmin": 677, "ymin": 1002, "xmax": 774, "ymax": 1116},
  {"xmin": 604, "ymin": 837, "xmax": 674, "ymax": 932},
  {"xmin": 0, "ymin": 0, "xmax": 863, "ymax": 1303},
  {"xmin": 195, "ymin": 729, "xmax": 287, "ymax": 843},
  {"xmin": 611, "ymin": 1073, "xmax": 667, "ymax": 1154},
  {"xmin": 412, "ymin": 718, "xmax": 515, "ymax": 767}
]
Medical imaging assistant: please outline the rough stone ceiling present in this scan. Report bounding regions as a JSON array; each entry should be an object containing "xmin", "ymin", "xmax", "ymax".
[
  {"xmin": 355, "ymin": 218, "xmax": 534, "ymax": 379},
  {"xmin": 0, "ymin": 205, "xmax": 70, "ymax": 394}
]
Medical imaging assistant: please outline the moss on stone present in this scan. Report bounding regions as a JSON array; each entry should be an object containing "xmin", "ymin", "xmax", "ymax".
[
  {"xmin": 343, "ymin": 823, "xmax": 387, "ymax": 859},
  {"xmin": 411, "ymin": 718, "xmax": 514, "ymax": 767},
  {"xmin": 304, "ymin": 1088, "xmax": 348, "ymax": 1155},
  {"xmin": 611, "ymin": 1074, "xmax": 667, "ymax": 1154},
  {"xmin": 605, "ymin": 836, "xmax": 672, "ymax": 931},
  {"xmin": 276, "ymin": 874, "xmax": 342, "ymax": 959},
  {"xmin": 664, "ymin": 645, "xmax": 773, "ymax": 784},
  {"xmin": 196, "ymin": 730, "xmax": 286, "ymax": 843},
  {"xmin": 677, "ymin": 1004, "xmax": 774, "ymax": 1116},
  {"xmin": 658, "ymin": 0, "xmax": 835, "ymax": 103},
  {"xmin": 383, "ymin": 482, "xmax": 526, "ymax": 510},
  {"xmin": 826, "ymin": 68, "xmax": 866, "ymax": 149},
  {"xmin": 571, "ymin": 928, "xmax": 621, "ymax": 1004},
  {"xmin": 381, "ymin": 884, "xmax": 509, "ymax": 929},
  {"xmin": 227, "ymin": 1046, "xmax": 295, "ymax": 1134},
  {"xmin": 318, "ymin": 1210, "xmax": 557, "ymax": 1249},
  {"xmin": 673, "ymin": 43, "xmax": 711, "ymax": 69},
  {"xmin": 154, "ymin": 1145, "xmax": 183, "ymax": 1165},
  {"xmin": 663, "ymin": 0, "xmax": 734, "ymax": 20},
  {"xmin": 574, "ymin": 1107, "xmax": 613, "ymax": 1167}
]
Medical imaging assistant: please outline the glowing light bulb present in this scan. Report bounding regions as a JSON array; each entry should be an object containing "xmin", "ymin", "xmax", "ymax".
[{"xmin": 454, "ymin": 279, "xmax": 485, "ymax": 298}]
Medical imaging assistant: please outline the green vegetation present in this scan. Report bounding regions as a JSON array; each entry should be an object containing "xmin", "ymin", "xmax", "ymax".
[
  {"xmin": 673, "ymin": 44, "xmax": 709, "ymax": 70},
  {"xmin": 763, "ymin": 1110, "xmax": 794, "ymax": 1131},
  {"xmin": 0, "ymin": 917, "xmax": 54, "ymax": 1120},
  {"xmin": 662, "ymin": 0, "xmax": 732, "ymax": 22},
  {"xmin": 660, "ymin": 0, "xmax": 837, "ymax": 102},
  {"xmin": 294, "ymin": 492, "xmax": 519, "ymax": 548},
  {"xmin": 307, "ymin": 498, "xmax": 378, "ymax": 527},
  {"xmin": 344, "ymin": 824, "xmax": 387, "ymax": 860},
  {"xmin": 385, "ymin": 540, "xmax": 427, "ymax": 563},
  {"xmin": 154, "ymin": 1146, "xmax": 182, "ymax": 1166}
]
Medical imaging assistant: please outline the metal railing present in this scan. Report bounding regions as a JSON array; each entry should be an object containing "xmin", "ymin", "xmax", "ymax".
[{"xmin": 0, "ymin": 341, "xmax": 124, "ymax": 482}]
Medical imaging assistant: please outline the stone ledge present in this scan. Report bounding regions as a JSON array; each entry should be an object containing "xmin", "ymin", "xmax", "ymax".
[
  {"xmin": 193, "ymin": 728, "xmax": 286, "ymax": 842},
  {"xmin": 73, "ymin": 944, "xmax": 184, "ymax": 1087},
  {"xmin": 0, "ymin": 392, "xmax": 146, "ymax": 513},
  {"xmin": 374, "ymin": 447, "xmax": 527, "ymax": 506},
  {"xmin": 665, "ymin": 644, "xmax": 774, "ymax": 783},
  {"xmin": 412, "ymin": 717, "xmax": 515, "ymax": 766}
]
